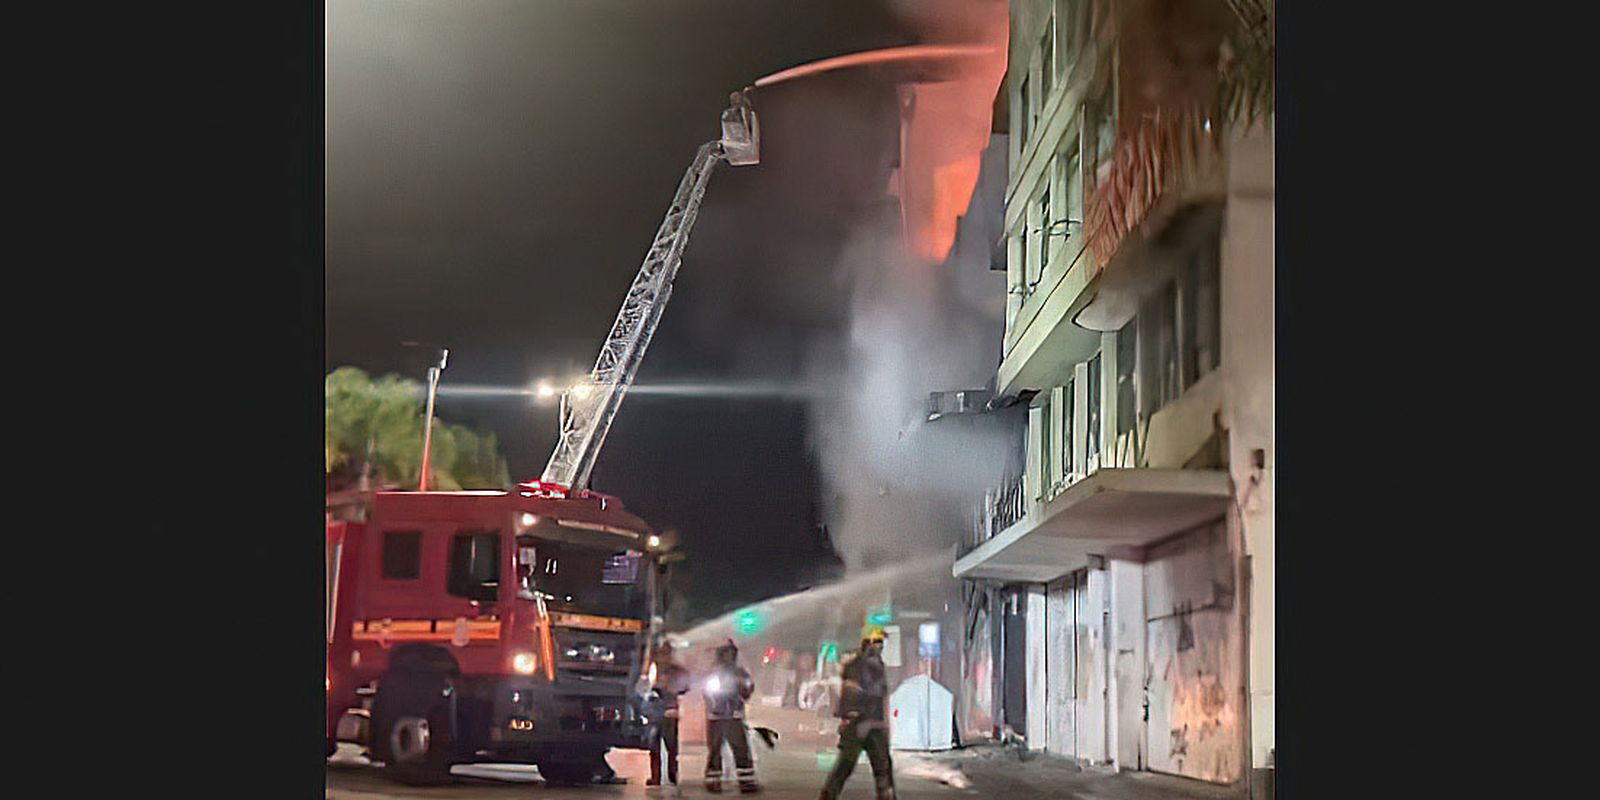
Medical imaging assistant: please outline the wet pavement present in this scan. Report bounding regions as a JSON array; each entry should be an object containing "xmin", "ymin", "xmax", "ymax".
[{"xmin": 328, "ymin": 736, "xmax": 1243, "ymax": 800}]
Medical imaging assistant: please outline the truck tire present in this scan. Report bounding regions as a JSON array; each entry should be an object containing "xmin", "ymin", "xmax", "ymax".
[
  {"xmin": 370, "ymin": 650, "xmax": 459, "ymax": 787},
  {"xmin": 374, "ymin": 700, "xmax": 453, "ymax": 785}
]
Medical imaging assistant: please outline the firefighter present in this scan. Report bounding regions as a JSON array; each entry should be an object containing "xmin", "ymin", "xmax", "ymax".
[
  {"xmin": 703, "ymin": 639, "xmax": 759, "ymax": 793},
  {"xmin": 645, "ymin": 639, "xmax": 691, "ymax": 788},
  {"xmin": 818, "ymin": 628, "xmax": 895, "ymax": 800}
]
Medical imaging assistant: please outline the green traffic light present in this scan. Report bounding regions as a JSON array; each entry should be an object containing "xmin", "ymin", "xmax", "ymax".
[
  {"xmin": 735, "ymin": 608, "xmax": 764, "ymax": 636},
  {"xmin": 819, "ymin": 641, "xmax": 839, "ymax": 663}
]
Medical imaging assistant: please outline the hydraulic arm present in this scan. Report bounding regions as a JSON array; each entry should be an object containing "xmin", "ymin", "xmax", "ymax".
[{"xmin": 541, "ymin": 91, "xmax": 760, "ymax": 491}]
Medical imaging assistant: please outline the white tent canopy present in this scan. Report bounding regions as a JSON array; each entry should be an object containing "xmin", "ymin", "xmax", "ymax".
[{"xmin": 889, "ymin": 674, "xmax": 954, "ymax": 751}]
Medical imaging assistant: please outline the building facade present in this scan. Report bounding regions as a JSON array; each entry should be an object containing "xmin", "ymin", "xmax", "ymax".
[{"xmin": 955, "ymin": 0, "xmax": 1273, "ymax": 795}]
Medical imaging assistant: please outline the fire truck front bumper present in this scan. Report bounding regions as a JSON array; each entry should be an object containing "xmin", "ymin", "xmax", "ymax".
[{"xmin": 480, "ymin": 677, "xmax": 650, "ymax": 752}]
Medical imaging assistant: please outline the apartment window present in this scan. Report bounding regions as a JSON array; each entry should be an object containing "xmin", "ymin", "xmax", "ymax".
[
  {"xmin": 1086, "ymin": 351, "xmax": 1102, "ymax": 469},
  {"xmin": 1084, "ymin": 92, "xmax": 1117, "ymax": 180},
  {"xmin": 1062, "ymin": 0, "xmax": 1089, "ymax": 55},
  {"xmin": 1038, "ymin": 185, "xmax": 1052, "ymax": 273},
  {"xmin": 1018, "ymin": 76, "xmax": 1031, "ymax": 151},
  {"xmin": 1116, "ymin": 320, "xmax": 1137, "ymax": 441},
  {"xmin": 1024, "ymin": 186, "xmax": 1047, "ymax": 293},
  {"xmin": 1029, "ymin": 400, "xmax": 1045, "ymax": 498},
  {"xmin": 1181, "ymin": 231, "xmax": 1222, "ymax": 387},
  {"xmin": 1040, "ymin": 14, "xmax": 1055, "ymax": 99},
  {"xmin": 1060, "ymin": 142, "xmax": 1083, "ymax": 234},
  {"xmin": 1008, "ymin": 227, "xmax": 1025, "ymax": 306},
  {"xmin": 1139, "ymin": 280, "xmax": 1180, "ymax": 419},
  {"xmin": 381, "ymin": 531, "xmax": 422, "ymax": 580},
  {"xmin": 1061, "ymin": 379, "xmax": 1076, "ymax": 478},
  {"xmin": 448, "ymin": 531, "xmax": 501, "ymax": 602},
  {"xmin": 1039, "ymin": 394, "xmax": 1055, "ymax": 495}
]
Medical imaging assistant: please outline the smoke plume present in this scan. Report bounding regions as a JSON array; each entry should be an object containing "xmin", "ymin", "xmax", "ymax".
[{"xmin": 800, "ymin": 0, "xmax": 1013, "ymax": 574}]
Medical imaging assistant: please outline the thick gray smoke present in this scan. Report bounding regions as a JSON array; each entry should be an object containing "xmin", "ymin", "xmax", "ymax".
[{"xmin": 802, "ymin": 142, "xmax": 1011, "ymax": 573}]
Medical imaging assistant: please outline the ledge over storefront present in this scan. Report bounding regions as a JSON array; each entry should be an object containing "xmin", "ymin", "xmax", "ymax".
[{"xmin": 954, "ymin": 468, "xmax": 1231, "ymax": 583}]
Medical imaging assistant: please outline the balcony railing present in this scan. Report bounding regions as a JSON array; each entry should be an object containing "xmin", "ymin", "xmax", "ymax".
[
  {"xmin": 1083, "ymin": 105, "xmax": 1220, "ymax": 269},
  {"xmin": 964, "ymin": 473, "xmax": 1028, "ymax": 558}
]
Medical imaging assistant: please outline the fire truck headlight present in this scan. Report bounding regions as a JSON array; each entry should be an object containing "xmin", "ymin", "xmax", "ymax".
[
  {"xmin": 647, "ymin": 534, "xmax": 661, "ymax": 549},
  {"xmin": 513, "ymin": 652, "xmax": 539, "ymax": 675}
]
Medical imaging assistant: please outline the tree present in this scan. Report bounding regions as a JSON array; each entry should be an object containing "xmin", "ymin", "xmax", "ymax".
[{"xmin": 325, "ymin": 366, "xmax": 512, "ymax": 491}]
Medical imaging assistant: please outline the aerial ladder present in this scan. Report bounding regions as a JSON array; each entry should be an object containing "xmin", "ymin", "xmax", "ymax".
[{"xmin": 538, "ymin": 90, "xmax": 760, "ymax": 492}]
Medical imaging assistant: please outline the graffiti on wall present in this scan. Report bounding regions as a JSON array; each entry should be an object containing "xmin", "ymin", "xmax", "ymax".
[
  {"xmin": 1144, "ymin": 521, "xmax": 1242, "ymax": 784},
  {"xmin": 1147, "ymin": 610, "xmax": 1239, "ymax": 782}
]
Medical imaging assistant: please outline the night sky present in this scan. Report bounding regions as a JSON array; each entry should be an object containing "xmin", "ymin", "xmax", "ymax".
[{"xmin": 326, "ymin": 1, "xmax": 927, "ymax": 622}]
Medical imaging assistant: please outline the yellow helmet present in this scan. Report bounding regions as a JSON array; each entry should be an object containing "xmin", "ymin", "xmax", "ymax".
[{"xmin": 861, "ymin": 626, "xmax": 886, "ymax": 645}]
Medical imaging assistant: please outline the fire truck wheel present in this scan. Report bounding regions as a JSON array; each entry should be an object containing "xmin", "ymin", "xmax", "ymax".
[
  {"xmin": 379, "ymin": 704, "xmax": 454, "ymax": 786},
  {"xmin": 371, "ymin": 678, "xmax": 456, "ymax": 784}
]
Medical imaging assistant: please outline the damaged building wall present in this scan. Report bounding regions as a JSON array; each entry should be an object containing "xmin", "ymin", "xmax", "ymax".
[
  {"xmin": 1222, "ymin": 119, "xmax": 1274, "ymax": 778},
  {"xmin": 1072, "ymin": 566, "xmax": 1109, "ymax": 764},
  {"xmin": 959, "ymin": 2, "xmax": 1270, "ymax": 788},
  {"xmin": 1142, "ymin": 519, "xmax": 1242, "ymax": 783},
  {"xmin": 1034, "ymin": 565, "xmax": 1112, "ymax": 764},
  {"xmin": 959, "ymin": 589, "xmax": 997, "ymax": 741},
  {"xmin": 1108, "ymin": 557, "xmax": 1147, "ymax": 770},
  {"xmin": 1044, "ymin": 577, "xmax": 1074, "ymax": 754}
]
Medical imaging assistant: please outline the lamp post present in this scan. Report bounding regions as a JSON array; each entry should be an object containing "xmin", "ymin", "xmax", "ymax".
[{"xmin": 416, "ymin": 346, "xmax": 449, "ymax": 491}]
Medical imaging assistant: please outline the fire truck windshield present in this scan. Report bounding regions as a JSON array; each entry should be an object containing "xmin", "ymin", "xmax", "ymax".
[{"xmin": 516, "ymin": 536, "xmax": 650, "ymax": 620}]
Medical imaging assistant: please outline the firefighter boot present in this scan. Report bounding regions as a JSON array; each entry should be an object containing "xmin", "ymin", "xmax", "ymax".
[
  {"xmin": 737, "ymin": 767, "xmax": 760, "ymax": 793},
  {"xmin": 874, "ymin": 770, "xmax": 896, "ymax": 800}
]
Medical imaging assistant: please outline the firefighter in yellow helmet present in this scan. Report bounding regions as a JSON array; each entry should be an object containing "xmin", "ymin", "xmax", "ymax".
[{"xmin": 819, "ymin": 627, "xmax": 894, "ymax": 800}]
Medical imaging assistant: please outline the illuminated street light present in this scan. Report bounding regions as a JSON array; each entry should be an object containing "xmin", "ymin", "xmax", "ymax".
[{"xmin": 403, "ymin": 342, "xmax": 449, "ymax": 491}]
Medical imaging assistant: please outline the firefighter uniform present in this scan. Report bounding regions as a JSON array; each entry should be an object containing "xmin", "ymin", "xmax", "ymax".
[
  {"xmin": 703, "ymin": 641, "xmax": 759, "ymax": 793},
  {"xmin": 647, "ymin": 650, "xmax": 691, "ymax": 786},
  {"xmin": 819, "ymin": 635, "xmax": 895, "ymax": 800}
]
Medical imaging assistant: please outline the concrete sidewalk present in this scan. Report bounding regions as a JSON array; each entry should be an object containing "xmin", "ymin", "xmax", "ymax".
[{"xmin": 904, "ymin": 744, "xmax": 1247, "ymax": 800}]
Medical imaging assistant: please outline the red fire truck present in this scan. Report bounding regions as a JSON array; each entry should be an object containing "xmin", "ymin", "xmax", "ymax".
[
  {"xmin": 325, "ymin": 91, "xmax": 759, "ymax": 786},
  {"xmin": 326, "ymin": 481, "xmax": 666, "ymax": 785}
]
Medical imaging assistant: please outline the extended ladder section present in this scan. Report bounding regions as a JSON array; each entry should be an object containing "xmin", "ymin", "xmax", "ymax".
[{"xmin": 541, "ymin": 92, "xmax": 759, "ymax": 491}]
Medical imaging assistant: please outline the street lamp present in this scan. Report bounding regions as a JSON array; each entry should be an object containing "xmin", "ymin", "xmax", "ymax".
[{"xmin": 409, "ymin": 345, "xmax": 449, "ymax": 491}]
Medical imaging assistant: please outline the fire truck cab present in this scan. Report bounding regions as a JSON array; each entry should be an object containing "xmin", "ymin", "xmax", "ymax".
[{"xmin": 326, "ymin": 482, "xmax": 662, "ymax": 785}]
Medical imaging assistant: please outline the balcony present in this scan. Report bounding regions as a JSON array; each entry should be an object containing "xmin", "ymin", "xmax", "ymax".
[
  {"xmin": 1084, "ymin": 106, "xmax": 1225, "ymax": 278},
  {"xmin": 954, "ymin": 468, "xmax": 1230, "ymax": 583},
  {"xmin": 964, "ymin": 473, "xmax": 1027, "ymax": 559}
]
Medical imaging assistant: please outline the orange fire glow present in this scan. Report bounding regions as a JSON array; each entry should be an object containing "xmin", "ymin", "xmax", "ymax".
[
  {"xmin": 751, "ymin": 1, "xmax": 1008, "ymax": 264},
  {"xmin": 887, "ymin": 2, "xmax": 1008, "ymax": 263}
]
